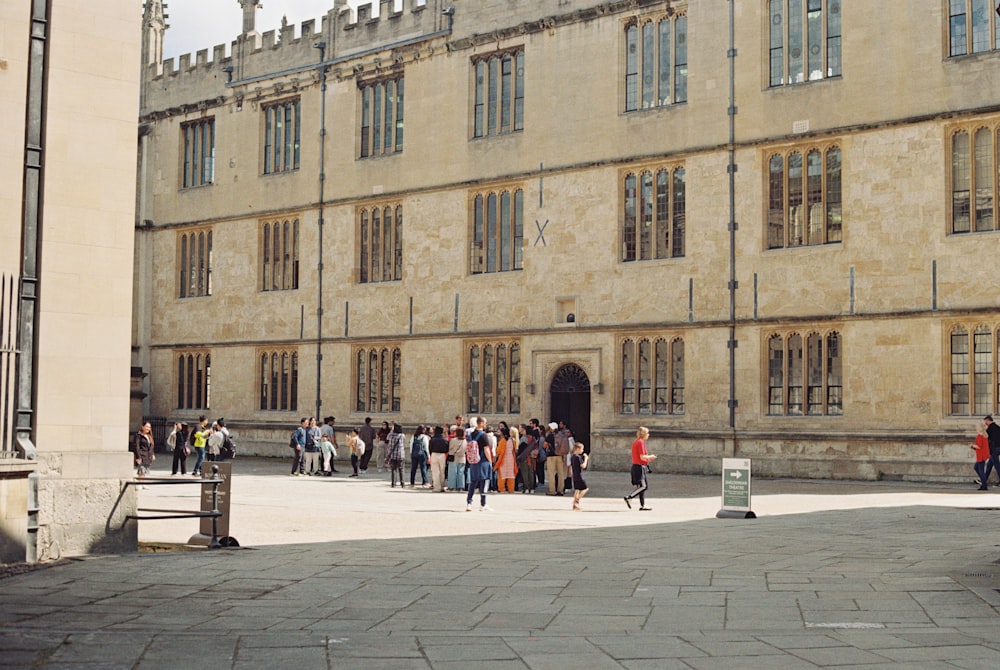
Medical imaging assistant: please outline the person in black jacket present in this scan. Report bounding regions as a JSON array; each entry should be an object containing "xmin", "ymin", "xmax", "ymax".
[{"xmin": 984, "ymin": 416, "xmax": 1000, "ymax": 490}]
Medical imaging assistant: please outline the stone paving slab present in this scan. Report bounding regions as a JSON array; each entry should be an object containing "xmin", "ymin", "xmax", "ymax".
[{"xmin": 0, "ymin": 460, "xmax": 999, "ymax": 667}]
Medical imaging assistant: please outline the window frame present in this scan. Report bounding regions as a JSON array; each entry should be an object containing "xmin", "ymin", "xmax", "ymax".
[
  {"xmin": 472, "ymin": 48, "xmax": 524, "ymax": 139},
  {"xmin": 180, "ymin": 117, "xmax": 215, "ymax": 189},
  {"xmin": 177, "ymin": 228, "xmax": 213, "ymax": 298},
  {"xmin": 357, "ymin": 202, "xmax": 403, "ymax": 284},
  {"xmin": 466, "ymin": 340, "xmax": 521, "ymax": 415},
  {"xmin": 947, "ymin": 322, "xmax": 1000, "ymax": 416},
  {"xmin": 768, "ymin": 0, "xmax": 842, "ymax": 88},
  {"xmin": 619, "ymin": 335, "xmax": 685, "ymax": 415},
  {"xmin": 258, "ymin": 348, "xmax": 299, "ymax": 412},
  {"xmin": 259, "ymin": 217, "xmax": 300, "ymax": 292},
  {"xmin": 359, "ymin": 74, "xmax": 404, "ymax": 158},
  {"xmin": 469, "ymin": 185, "xmax": 524, "ymax": 275},
  {"xmin": 948, "ymin": 120, "xmax": 1000, "ymax": 234},
  {"xmin": 621, "ymin": 162, "xmax": 686, "ymax": 262},
  {"xmin": 623, "ymin": 11, "xmax": 688, "ymax": 113},
  {"xmin": 176, "ymin": 350, "xmax": 212, "ymax": 410},
  {"xmin": 765, "ymin": 330, "xmax": 842, "ymax": 416},
  {"xmin": 765, "ymin": 143, "xmax": 842, "ymax": 250},
  {"xmin": 354, "ymin": 345, "xmax": 402, "ymax": 413},
  {"xmin": 262, "ymin": 97, "xmax": 301, "ymax": 175},
  {"xmin": 948, "ymin": 0, "xmax": 1000, "ymax": 57}
]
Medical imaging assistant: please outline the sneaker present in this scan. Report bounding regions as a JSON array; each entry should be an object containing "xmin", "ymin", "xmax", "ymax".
[
  {"xmin": 639, "ymin": 507, "xmax": 652, "ymax": 511},
  {"xmin": 623, "ymin": 496, "xmax": 632, "ymax": 509},
  {"xmin": 466, "ymin": 504, "xmax": 473, "ymax": 512},
  {"xmin": 349, "ymin": 473, "xmax": 358, "ymax": 478},
  {"xmin": 480, "ymin": 505, "xmax": 493, "ymax": 512}
]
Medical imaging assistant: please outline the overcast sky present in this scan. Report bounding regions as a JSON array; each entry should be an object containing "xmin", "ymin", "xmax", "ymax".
[{"xmin": 162, "ymin": 0, "xmax": 384, "ymax": 60}]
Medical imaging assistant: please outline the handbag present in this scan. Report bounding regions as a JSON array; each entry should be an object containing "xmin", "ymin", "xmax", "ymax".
[{"xmin": 184, "ymin": 446, "xmax": 191, "ymax": 456}]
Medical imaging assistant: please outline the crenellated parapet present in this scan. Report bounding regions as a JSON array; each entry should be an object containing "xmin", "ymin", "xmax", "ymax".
[
  {"xmin": 139, "ymin": 0, "xmax": 661, "ymax": 117},
  {"xmin": 142, "ymin": 0, "xmax": 449, "ymax": 116}
]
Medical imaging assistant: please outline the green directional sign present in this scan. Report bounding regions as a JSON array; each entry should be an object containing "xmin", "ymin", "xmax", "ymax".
[{"xmin": 721, "ymin": 458, "xmax": 751, "ymax": 511}]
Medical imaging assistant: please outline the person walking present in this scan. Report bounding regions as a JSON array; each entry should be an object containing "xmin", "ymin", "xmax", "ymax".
[
  {"xmin": 387, "ymin": 423, "xmax": 406, "ymax": 488},
  {"xmin": 409, "ymin": 425, "xmax": 430, "ymax": 487},
  {"xmin": 358, "ymin": 417, "xmax": 376, "ymax": 473},
  {"xmin": 428, "ymin": 425, "xmax": 450, "ymax": 492},
  {"xmin": 570, "ymin": 442, "xmax": 589, "ymax": 510},
  {"xmin": 447, "ymin": 426, "xmax": 467, "ymax": 491},
  {"xmin": 465, "ymin": 417, "xmax": 494, "ymax": 511},
  {"xmin": 168, "ymin": 422, "xmax": 189, "ymax": 476},
  {"xmin": 984, "ymin": 416, "xmax": 1000, "ymax": 490},
  {"xmin": 971, "ymin": 422, "xmax": 991, "ymax": 490},
  {"xmin": 624, "ymin": 426, "xmax": 656, "ymax": 511}
]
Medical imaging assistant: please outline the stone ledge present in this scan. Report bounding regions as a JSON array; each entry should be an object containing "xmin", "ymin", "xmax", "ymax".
[{"xmin": 0, "ymin": 459, "xmax": 37, "ymax": 478}]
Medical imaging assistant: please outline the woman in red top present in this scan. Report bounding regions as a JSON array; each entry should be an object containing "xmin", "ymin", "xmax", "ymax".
[
  {"xmin": 973, "ymin": 423, "xmax": 992, "ymax": 490},
  {"xmin": 624, "ymin": 426, "xmax": 656, "ymax": 511}
]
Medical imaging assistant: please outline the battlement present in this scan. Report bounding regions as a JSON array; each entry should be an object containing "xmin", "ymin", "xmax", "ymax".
[{"xmin": 150, "ymin": 0, "xmax": 440, "ymax": 83}]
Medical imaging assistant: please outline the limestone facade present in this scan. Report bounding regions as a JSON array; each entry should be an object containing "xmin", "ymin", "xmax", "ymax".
[
  {"xmin": 2, "ymin": 0, "xmax": 140, "ymax": 561},
  {"xmin": 135, "ymin": 0, "xmax": 1000, "ymax": 481}
]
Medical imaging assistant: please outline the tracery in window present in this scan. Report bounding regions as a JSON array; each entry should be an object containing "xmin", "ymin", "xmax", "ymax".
[
  {"xmin": 358, "ymin": 203, "xmax": 403, "ymax": 283},
  {"xmin": 177, "ymin": 351, "xmax": 211, "ymax": 409},
  {"xmin": 178, "ymin": 229, "xmax": 212, "ymax": 298},
  {"xmin": 767, "ymin": 331, "xmax": 842, "ymax": 416},
  {"xmin": 467, "ymin": 341, "xmax": 520, "ymax": 415},
  {"xmin": 470, "ymin": 187, "xmax": 523, "ymax": 274},
  {"xmin": 620, "ymin": 336, "xmax": 684, "ymax": 415},
  {"xmin": 259, "ymin": 349, "xmax": 297, "ymax": 411},
  {"xmin": 260, "ymin": 218, "xmax": 299, "ymax": 291},
  {"xmin": 767, "ymin": 145, "xmax": 842, "ymax": 249},
  {"xmin": 622, "ymin": 165, "xmax": 685, "ymax": 262},
  {"xmin": 355, "ymin": 346, "xmax": 402, "ymax": 413}
]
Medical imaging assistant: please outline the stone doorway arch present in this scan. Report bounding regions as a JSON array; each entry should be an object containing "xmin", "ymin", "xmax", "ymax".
[{"xmin": 548, "ymin": 363, "xmax": 591, "ymax": 452}]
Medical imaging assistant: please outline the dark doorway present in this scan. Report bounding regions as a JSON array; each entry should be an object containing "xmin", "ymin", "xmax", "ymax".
[{"xmin": 549, "ymin": 364, "xmax": 591, "ymax": 453}]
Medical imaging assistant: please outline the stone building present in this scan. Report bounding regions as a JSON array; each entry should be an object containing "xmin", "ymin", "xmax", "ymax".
[
  {"xmin": 1, "ymin": 0, "xmax": 139, "ymax": 562},
  {"xmin": 134, "ymin": 0, "xmax": 1000, "ymax": 482}
]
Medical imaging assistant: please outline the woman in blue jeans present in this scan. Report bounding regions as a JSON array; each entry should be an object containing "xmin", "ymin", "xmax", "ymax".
[{"xmin": 409, "ymin": 425, "xmax": 429, "ymax": 487}]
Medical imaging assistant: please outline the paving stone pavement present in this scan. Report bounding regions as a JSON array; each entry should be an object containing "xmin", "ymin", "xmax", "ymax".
[{"xmin": 1, "ymin": 458, "xmax": 999, "ymax": 668}]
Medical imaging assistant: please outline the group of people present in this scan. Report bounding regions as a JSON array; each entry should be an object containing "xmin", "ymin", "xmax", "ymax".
[
  {"xmin": 302, "ymin": 414, "xmax": 657, "ymax": 512},
  {"xmin": 132, "ymin": 415, "xmax": 233, "ymax": 484},
  {"xmin": 288, "ymin": 416, "xmax": 341, "ymax": 477}
]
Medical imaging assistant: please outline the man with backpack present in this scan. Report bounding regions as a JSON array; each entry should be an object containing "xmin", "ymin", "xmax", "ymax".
[{"xmin": 465, "ymin": 416, "xmax": 495, "ymax": 511}]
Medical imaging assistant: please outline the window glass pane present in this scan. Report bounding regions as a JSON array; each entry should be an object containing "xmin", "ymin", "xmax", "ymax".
[
  {"xmin": 641, "ymin": 22, "xmax": 654, "ymax": 109},
  {"xmin": 496, "ymin": 344, "xmax": 507, "ymax": 413},
  {"xmin": 972, "ymin": 0, "xmax": 990, "ymax": 53},
  {"xmin": 638, "ymin": 339, "xmax": 651, "ymax": 414},
  {"xmin": 372, "ymin": 84, "xmax": 382, "ymax": 153},
  {"xmin": 953, "ymin": 131, "xmax": 971, "ymax": 233},
  {"xmin": 788, "ymin": 152, "xmax": 804, "ymax": 246},
  {"xmin": 806, "ymin": 0, "xmax": 822, "ymax": 81},
  {"xmin": 360, "ymin": 86, "xmax": 370, "ymax": 157},
  {"xmin": 482, "ymin": 345, "xmax": 494, "ymax": 413},
  {"xmin": 623, "ymin": 174, "xmax": 637, "ymax": 261},
  {"xmin": 950, "ymin": 0, "xmax": 968, "ymax": 57},
  {"xmin": 672, "ymin": 168, "xmax": 685, "ymax": 257},
  {"xmin": 486, "ymin": 193, "xmax": 497, "ymax": 272},
  {"xmin": 396, "ymin": 78, "xmax": 404, "ymax": 150},
  {"xmin": 975, "ymin": 327, "xmax": 993, "ymax": 414},
  {"xmin": 952, "ymin": 328, "xmax": 970, "ymax": 414},
  {"xmin": 788, "ymin": 0, "xmax": 803, "ymax": 83},
  {"xmin": 806, "ymin": 149, "xmax": 823, "ymax": 245},
  {"xmin": 640, "ymin": 171, "xmax": 653, "ymax": 260},
  {"xmin": 658, "ymin": 19, "xmax": 671, "ymax": 105},
  {"xmin": 768, "ymin": 155, "xmax": 785, "ymax": 248},
  {"xmin": 826, "ymin": 0, "xmax": 841, "ymax": 76},
  {"xmin": 974, "ymin": 128, "xmax": 994, "ymax": 231},
  {"xmin": 674, "ymin": 15, "xmax": 687, "ymax": 103},
  {"xmin": 500, "ymin": 54, "xmax": 512, "ymax": 131},
  {"xmin": 514, "ymin": 53, "xmax": 524, "ymax": 131},
  {"xmin": 500, "ymin": 191, "xmax": 511, "ymax": 271},
  {"xmin": 826, "ymin": 148, "xmax": 842, "ymax": 242},
  {"xmin": 625, "ymin": 25, "xmax": 638, "ymax": 112},
  {"xmin": 488, "ymin": 57, "xmax": 498, "ymax": 135},
  {"xmin": 826, "ymin": 333, "xmax": 842, "ymax": 414},
  {"xmin": 474, "ymin": 61, "xmax": 486, "ymax": 136},
  {"xmin": 671, "ymin": 339, "xmax": 685, "ymax": 414},
  {"xmin": 469, "ymin": 346, "xmax": 480, "ymax": 413},
  {"xmin": 787, "ymin": 334, "xmax": 803, "ymax": 415},
  {"xmin": 807, "ymin": 333, "xmax": 823, "ymax": 414},
  {"xmin": 656, "ymin": 169, "xmax": 670, "ymax": 258},
  {"xmin": 384, "ymin": 80, "xmax": 394, "ymax": 152},
  {"xmin": 513, "ymin": 190, "xmax": 524, "ymax": 270},
  {"xmin": 654, "ymin": 339, "xmax": 669, "ymax": 413},
  {"xmin": 769, "ymin": 0, "xmax": 784, "ymax": 86},
  {"xmin": 768, "ymin": 335, "xmax": 784, "ymax": 414},
  {"xmin": 621, "ymin": 340, "xmax": 635, "ymax": 414}
]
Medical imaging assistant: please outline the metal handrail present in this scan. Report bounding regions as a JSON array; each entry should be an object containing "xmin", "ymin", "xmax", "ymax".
[{"xmin": 123, "ymin": 465, "xmax": 226, "ymax": 548}]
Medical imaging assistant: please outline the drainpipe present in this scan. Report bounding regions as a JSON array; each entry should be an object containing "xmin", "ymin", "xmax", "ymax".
[
  {"xmin": 726, "ymin": 0, "xmax": 738, "ymax": 431},
  {"xmin": 314, "ymin": 41, "xmax": 328, "ymax": 422}
]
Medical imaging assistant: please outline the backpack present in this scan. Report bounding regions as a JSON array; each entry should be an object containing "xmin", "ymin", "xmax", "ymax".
[
  {"xmin": 411, "ymin": 435, "xmax": 427, "ymax": 459},
  {"xmin": 221, "ymin": 433, "xmax": 237, "ymax": 460},
  {"xmin": 188, "ymin": 429, "xmax": 198, "ymax": 446},
  {"xmin": 465, "ymin": 431, "xmax": 482, "ymax": 465}
]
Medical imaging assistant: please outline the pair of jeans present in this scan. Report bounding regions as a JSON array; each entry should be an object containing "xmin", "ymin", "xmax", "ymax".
[
  {"xmin": 409, "ymin": 453, "xmax": 428, "ymax": 486},
  {"xmin": 192, "ymin": 447, "xmax": 206, "ymax": 474},
  {"xmin": 447, "ymin": 461, "xmax": 466, "ymax": 490}
]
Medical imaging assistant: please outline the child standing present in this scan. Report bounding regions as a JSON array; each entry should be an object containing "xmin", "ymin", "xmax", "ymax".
[
  {"xmin": 570, "ymin": 442, "xmax": 589, "ymax": 510},
  {"xmin": 320, "ymin": 434, "xmax": 335, "ymax": 476},
  {"xmin": 347, "ymin": 429, "xmax": 365, "ymax": 477},
  {"xmin": 972, "ymin": 423, "xmax": 991, "ymax": 490}
]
